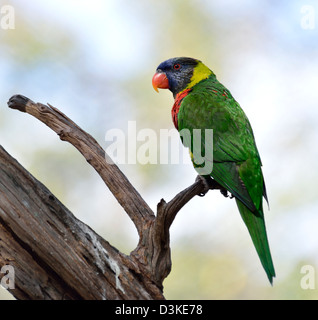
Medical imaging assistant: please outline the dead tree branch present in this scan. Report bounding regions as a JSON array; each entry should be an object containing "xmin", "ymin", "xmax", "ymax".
[{"xmin": 0, "ymin": 94, "xmax": 221, "ymax": 299}]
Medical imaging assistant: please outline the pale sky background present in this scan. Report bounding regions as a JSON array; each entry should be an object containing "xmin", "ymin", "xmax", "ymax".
[{"xmin": 0, "ymin": 0, "xmax": 318, "ymax": 299}]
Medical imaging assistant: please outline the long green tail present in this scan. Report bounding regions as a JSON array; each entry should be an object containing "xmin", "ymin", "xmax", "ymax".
[{"xmin": 236, "ymin": 199, "xmax": 276, "ymax": 284}]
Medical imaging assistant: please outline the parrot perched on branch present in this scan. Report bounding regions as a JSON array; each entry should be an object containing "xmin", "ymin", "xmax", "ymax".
[{"xmin": 152, "ymin": 57, "xmax": 275, "ymax": 284}]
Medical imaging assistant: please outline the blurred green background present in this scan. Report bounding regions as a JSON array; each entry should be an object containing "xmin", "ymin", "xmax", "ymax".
[{"xmin": 1, "ymin": 0, "xmax": 318, "ymax": 300}]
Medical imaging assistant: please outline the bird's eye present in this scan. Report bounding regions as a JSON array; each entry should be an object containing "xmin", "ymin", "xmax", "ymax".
[{"xmin": 173, "ymin": 63, "xmax": 181, "ymax": 70}]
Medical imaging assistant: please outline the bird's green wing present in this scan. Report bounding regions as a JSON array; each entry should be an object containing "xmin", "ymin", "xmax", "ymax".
[{"xmin": 178, "ymin": 78, "xmax": 265, "ymax": 212}]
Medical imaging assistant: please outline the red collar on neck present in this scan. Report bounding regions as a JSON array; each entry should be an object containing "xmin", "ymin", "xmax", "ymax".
[{"xmin": 171, "ymin": 88, "xmax": 191, "ymax": 130}]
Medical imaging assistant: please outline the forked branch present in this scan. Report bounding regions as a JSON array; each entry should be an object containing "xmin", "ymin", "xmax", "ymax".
[{"xmin": 3, "ymin": 94, "xmax": 223, "ymax": 299}]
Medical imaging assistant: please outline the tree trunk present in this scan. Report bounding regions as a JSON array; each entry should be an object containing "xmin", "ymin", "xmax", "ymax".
[{"xmin": 0, "ymin": 95, "xmax": 222, "ymax": 300}]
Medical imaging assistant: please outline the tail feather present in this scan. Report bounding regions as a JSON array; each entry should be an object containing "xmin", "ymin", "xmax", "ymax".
[{"xmin": 235, "ymin": 199, "xmax": 275, "ymax": 284}]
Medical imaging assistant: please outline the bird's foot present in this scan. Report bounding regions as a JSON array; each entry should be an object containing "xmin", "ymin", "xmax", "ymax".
[
  {"xmin": 195, "ymin": 175, "xmax": 216, "ymax": 197},
  {"xmin": 196, "ymin": 175, "xmax": 211, "ymax": 197},
  {"xmin": 195, "ymin": 175, "xmax": 232, "ymax": 199},
  {"xmin": 219, "ymin": 189, "xmax": 234, "ymax": 199},
  {"xmin": 220, "ymin": 189, "xmax": 228, "ymax": 198}
]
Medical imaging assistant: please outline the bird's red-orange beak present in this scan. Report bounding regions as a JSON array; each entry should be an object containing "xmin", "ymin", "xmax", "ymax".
[{"xmin": 152, "ymin": 72, "xmax": 169, "ymax": 92}]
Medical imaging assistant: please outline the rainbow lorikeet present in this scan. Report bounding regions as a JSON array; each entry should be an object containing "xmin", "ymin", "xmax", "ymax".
[{"xmin": 152, "ymin": 57, "xmax": 275, "ymax": 284}]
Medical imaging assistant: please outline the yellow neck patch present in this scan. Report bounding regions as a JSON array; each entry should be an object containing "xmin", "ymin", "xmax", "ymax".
[{"xmin": 186, "ymin": 61, "xmax": 214, "ymax": 89}]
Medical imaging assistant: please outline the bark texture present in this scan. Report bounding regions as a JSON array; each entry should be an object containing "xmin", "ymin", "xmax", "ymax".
[{"xmin": 0, "ymin": 95, "xmax": 222, "ymax": 299}]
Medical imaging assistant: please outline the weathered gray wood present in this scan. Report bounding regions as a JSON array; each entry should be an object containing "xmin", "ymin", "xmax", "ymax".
[
  {"xmin": 1, "ymin": 94, "xmax": 219, "ymax": 300},
  {"xmin": 7, "ymin": 94, "xmax": 154, "ymax": 238},
  {"xmin": 0, "ymin": 146, "xmax": 161, "ymax": 299}
]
